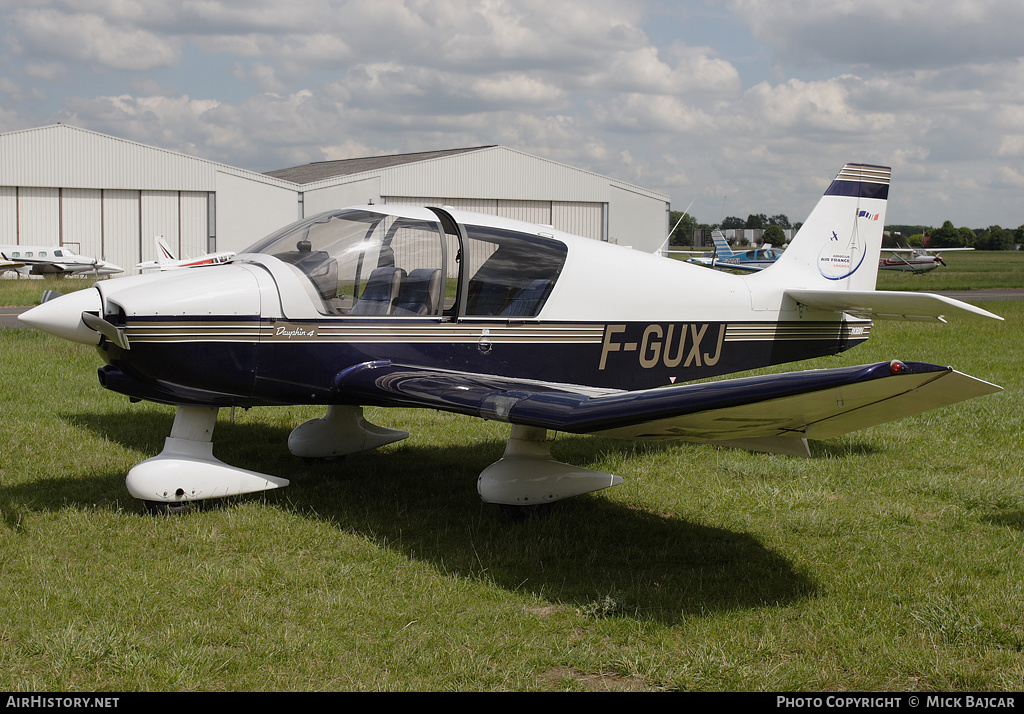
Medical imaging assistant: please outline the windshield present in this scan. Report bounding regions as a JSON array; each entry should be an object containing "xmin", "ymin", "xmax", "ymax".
[{"xmin": 246, "ymin": 209, "xmax": 453, "ymax": 317}]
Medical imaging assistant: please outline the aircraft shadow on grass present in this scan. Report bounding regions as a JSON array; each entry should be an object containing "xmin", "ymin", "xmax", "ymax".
[{"xmin": 0, "ymin": 409, "xmax": 823, "ymax": 624}]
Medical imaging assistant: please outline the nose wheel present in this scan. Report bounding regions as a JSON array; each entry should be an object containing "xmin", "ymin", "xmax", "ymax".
[{"xmin": 127, "ymin": 405, "xmax": 290, "ymax": 511}]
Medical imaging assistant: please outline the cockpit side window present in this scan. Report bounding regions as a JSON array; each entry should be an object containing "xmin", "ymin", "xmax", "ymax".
[{"xmin": 462, "ymin": 225, "xmax": 567, "ymax": 318}]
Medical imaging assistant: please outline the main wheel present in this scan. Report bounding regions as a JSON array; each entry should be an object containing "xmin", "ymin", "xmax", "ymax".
[
  {"xmin": 498, "ymin": 502, "xmax": 554, "ymax": 521},
  {"xmin": 143, "ymin": 499, "xmax": 200, "ymax": 516}
]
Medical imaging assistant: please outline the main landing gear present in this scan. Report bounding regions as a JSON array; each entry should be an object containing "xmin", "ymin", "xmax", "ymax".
[
  {"xmin": 477, "ymin": 424, "xmax": 623, "ymax": 514},
  {"xmin": 127, "ymin": 407, "xmax": 622, "ymax": 516}
]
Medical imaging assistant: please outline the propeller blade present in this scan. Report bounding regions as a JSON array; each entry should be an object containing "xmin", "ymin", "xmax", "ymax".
[{"xmin": 81, "ymin": 311, "xmax": 131, "ymax": 350}]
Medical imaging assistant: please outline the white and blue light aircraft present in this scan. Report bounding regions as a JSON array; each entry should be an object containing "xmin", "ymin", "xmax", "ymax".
[
  {"xmin": 20, "ymin": 164, "xmax": 1003, "ymax": 514},
  {"xmin": 689, "ymin": 230, "xmax": 784, "ymax": 271}
]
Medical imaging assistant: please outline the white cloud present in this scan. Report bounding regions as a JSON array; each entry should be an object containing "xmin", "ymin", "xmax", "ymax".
[
  {"xmin": 468, "ymin": 75, "xmax": 564, "ymax": 107},
  {"xmin": 6, "ymin": 7, "xmax": 181, "ymax": 71},
  {"xmin": 730, "ymin": 0, "xmax": 1024, "ymax": 70},
  {"xmin": 594, "ymin": 93, "xmax": 713, "ymax": 134}
]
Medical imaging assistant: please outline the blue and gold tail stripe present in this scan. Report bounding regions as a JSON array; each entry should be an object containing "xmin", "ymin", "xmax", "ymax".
[{"xmin": 825, "ymin": 164, "xmax": 891, "ymax": 200}]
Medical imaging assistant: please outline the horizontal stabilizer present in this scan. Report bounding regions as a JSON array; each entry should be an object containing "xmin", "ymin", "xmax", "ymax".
[{"xmin": 786, "ymin": 289, "xmax": 1004, "ymax": 322}]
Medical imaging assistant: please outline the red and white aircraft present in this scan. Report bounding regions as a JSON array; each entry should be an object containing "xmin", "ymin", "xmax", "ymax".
[
  {"xmin": 137, "ymin": 236, "xmax": 235, "ymax": 271},
  {"xmin": 21, "ymin": 164, "xmax": 1003, "ymax": 515},
  {"xmin": 879, "ymin": 247, "xmax": 973, "ymax": 274}
]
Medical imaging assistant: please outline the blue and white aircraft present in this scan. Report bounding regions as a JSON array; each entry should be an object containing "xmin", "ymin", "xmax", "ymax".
[
  {"xmin": 689, "ymin": 230, "xmax": 784, "ymax": 271},
  {"xmin": 20, "ymin": 164, "xmax": 1003, "ymax": 514}
]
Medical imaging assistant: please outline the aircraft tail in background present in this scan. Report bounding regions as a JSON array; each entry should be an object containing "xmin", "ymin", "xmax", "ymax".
[
  {"xmin": 710, "ymin": 229, "xmax": 736, "ymax": 259},
  {"xmin": 137, "ymin": 236, "xmax": 235, "ymax": 272},
  {"xmin": 154, "ymin": 236, "xmax": 177, "ymax": 264}
]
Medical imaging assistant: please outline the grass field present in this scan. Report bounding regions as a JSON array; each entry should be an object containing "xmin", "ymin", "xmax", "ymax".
[
  {"xmin": 875, "ymin": 250, "xmax": 1024, "ymax": 291},
  {"xmin": 1, "ymin": 271, "xmax": 1022, "ymax": 691}
]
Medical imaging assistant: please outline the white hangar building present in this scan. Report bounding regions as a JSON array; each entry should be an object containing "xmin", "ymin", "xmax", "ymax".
[{"xmin": 0, "ymin": 124, "xmax": 670, "ymax": 276}]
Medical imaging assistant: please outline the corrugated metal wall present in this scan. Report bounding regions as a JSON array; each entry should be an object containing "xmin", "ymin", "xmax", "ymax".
[
  {"xmin": 0, "ymin": 125, "xmax": 217, "ymax": 191},
  {"xmin": 0, "ymin": 187, "xmax": 14, "ymax": 243},
  {"xmin": 379, "ymin": 147, "xmax": 616, "ymax": 203},
  {"xmin": 1, "ymin": 126, "xmax": 670, "ymax": 266},
  {"xmin": 61, "ymin": 188, "xmax": 103, "ymax": 259},
  {"xmin": 0, "ymin": 186, "xmax": 209, "ymax": 275},
  {"xmin": 19, "ymin": 187, "xmax": 61, "ymax": 244},
  {"xmin": 388, "ymin": 196, "xmax": 605, "ymax": 241}
]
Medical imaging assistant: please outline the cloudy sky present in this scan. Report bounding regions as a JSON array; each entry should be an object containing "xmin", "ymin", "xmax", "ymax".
[{"xmin": 1, "ymin": 0, "xmax": 1022, "ymax": 229}]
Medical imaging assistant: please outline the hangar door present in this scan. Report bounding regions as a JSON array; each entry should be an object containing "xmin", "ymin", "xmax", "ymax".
[
  {"xmin": 0, "ymin": 187, "xmax": 209, "ymax": 276},
  {"xmin": 386, "ymin": 197, "xmax": 606, "ymax": 242}
]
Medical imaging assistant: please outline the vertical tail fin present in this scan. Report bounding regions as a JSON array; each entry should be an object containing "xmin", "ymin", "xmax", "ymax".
[
  {"xmin": 755, "ymin": 164, "xmax": 890, "ymax": 292},
  {"xmin": 154, "ymin": 236, "xmax": 177, "ymax": 264},
  {"xmin": 710, "ymin": 229, "xmax": 735, "ymax": 259}
]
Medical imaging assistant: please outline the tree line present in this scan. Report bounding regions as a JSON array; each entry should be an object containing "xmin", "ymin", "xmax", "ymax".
[
  {"xmin": 670, "ymin": 211, "xmax": 1023, "ymax": 251},
  {"xmin": 886, "ymin": 222, "xmax": 1022, "ymax": 251},
  {"xmin": 669, "ymin": 212, "xmax": 801, "ymax": 247}
]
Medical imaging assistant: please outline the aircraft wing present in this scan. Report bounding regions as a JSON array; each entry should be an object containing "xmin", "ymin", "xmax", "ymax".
[
  {"xmin": 885, "ymin": 247, "xmax": 974, "ymax": 253},
  {"xmin": 19, "ymin": 259, "xmax": 76, "ymax": 274},
  {"xmin": 786, "ymin": 289, "xmax": 1003, "ymax": 322},
  {"xmin": 332, "ymin": 359, "xmax": 1000, "ymax": 455}
]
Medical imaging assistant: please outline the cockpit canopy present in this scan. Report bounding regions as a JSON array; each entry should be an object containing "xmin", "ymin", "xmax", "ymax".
[
  {"xmin": 244, "ymin": 207, "xmax": 568, "ymax": 318},
  {"xmin": 743, "ymin": 248, "xmax": 782, "ymax": 261}
]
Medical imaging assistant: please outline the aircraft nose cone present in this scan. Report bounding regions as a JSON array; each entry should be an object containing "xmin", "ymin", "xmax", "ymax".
[{"xmin": 18, "ymin": 287, "xmax": 103, "ymax": 345}]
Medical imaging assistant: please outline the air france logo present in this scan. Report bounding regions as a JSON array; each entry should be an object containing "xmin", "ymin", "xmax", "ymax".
[
  {"xmin": 858, "ymin": 210, "xmax": 880, "ymax": 221},
  {"xmin": 818, "ymin": 225, "xmax": 865, "ymax": 280}
]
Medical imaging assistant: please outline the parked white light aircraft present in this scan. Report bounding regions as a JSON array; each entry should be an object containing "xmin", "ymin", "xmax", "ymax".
[
  {"xmin": 879, "ymin": 247, "xmax": 973, "ymax": 274},
  {"xmin": 20, "ymin": 164, "xmax": 1003, "ymax": 515},
  {"xmin": 0, "ymin": 245, "xmax": 122, "ymax": 277},
  {"xmin": 688, "ymin": 230, "xmax": 785, "ymax": 272},
  {"xmin": 137, "ymin": 236, "xmax": 235, "ymax": 271}
]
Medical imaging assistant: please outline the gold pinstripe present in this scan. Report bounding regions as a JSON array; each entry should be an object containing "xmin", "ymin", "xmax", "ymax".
[{"xmin": 123, "ymin": 319, "xmax": 871, "ymax": 344}]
